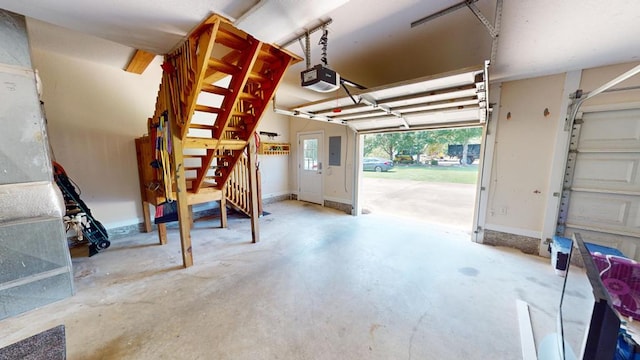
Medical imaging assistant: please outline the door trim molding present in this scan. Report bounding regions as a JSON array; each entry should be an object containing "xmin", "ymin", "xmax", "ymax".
[
  {"xmin": 540, "ymin": 70, "xmax": 582, "ymax": 255},
  {"xmin": 474, "ymin": 83, "xmax": 500, "ymax": 243}
]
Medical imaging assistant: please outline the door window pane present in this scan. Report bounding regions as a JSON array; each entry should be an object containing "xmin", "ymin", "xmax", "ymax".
[{"xmin": 303, "ymin": 139, "xmax": 318, "ymax": 170}]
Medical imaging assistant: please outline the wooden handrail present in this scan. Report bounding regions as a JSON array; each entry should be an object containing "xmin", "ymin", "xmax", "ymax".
[{"xmin": 225, "ymin": 151, "xmax": 251, "ymax": 217}]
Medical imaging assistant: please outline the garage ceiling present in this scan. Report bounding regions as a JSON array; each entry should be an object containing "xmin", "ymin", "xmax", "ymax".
[
  {"xmin": 0, "ymin": 0, "xmax": 639, "ymax": 109},
  {"xmin": 293, "ymin": 64, "xmax": 488, "ymax": 133}
]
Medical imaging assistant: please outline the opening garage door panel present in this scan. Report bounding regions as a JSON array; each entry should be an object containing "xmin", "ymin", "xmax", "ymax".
[
  {"xmin": 566, "ymin": 191, "xmax": 640, "ymax": 234},
  {"xmin": 572, "ymin": 153, "xmax": 640, "ymax": 193},
  {"xmin": 577, "ymin": 108, "xmax": 640, "ymax": 151},
  {"xmin": 563, "ymin": 226, "xmax": 640, "ymax": 260},
  {"xmin": 293, "ymin": 64, "xmax": 488, "ymax": 133},
  {"xmin": 564, "ymin": 108, "xmax": 640, "ymax": 260}
]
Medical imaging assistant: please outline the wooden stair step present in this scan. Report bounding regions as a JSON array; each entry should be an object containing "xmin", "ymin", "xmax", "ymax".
[
  {"xmin": 183, "ymin": 137, "xmax": 247, "ymax": 150},
  {"xmin": 220, "ymin": 126, "xmax": 244, "ymax": 132},
  {"xmin": 239, "ymin": 92, "xmax": 261, "ymax": 102},
  {"xmin": 219, "ymin": 139, "xmax": 248, "ymax": 150},
  {"xmin": 189, "ymin": 124, "xmax": 216, "ymax": 130},
  {"xmin": 187, "ymin": 125, "xmax": 246, "ymax": 134},
  {"xmin": 258, "ymin": 48, "xmax": 280, "ymax": 63},
  {"xmin": 208, "ymin": 58, "xmax": 240, "ymax": 75},
  {"xmin": 184, "ymin": 138, "xmax": 217, "ymax": 149},
  {"xmin": 215, "ymin": 28, "xmax": 250, "ymax": 51},
  {"xmin": 231, "ymin": 110, "xmax": 254, "ymax": 118},
  {"xmin": 185, "ymin": 154, "xmax": 226, "ymax": 160},
  {"xmin": 200, "ymin": 84, "xmax": 230, "ymax": 96},
  {"xmin": 248, "ymin": 71, "xmax": 270, "ymax": 82},
  {"xmin": 195, "ymin": 104, "xmax": 222, "ymax": 114}
]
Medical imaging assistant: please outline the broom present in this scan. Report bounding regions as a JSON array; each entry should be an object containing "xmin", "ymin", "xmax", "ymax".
[{"xmin": 154, "ymin": 111, "xmax": 179, "ymax": 224}]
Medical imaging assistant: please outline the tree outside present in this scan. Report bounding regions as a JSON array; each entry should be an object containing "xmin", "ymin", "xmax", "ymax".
[
  {"xmin": 432, "ymin": 128, "xmax": 482, "ymax": 165},
  {"xmin": 363, "ymin": 127, "xmax": 482, "ymax": 165}
]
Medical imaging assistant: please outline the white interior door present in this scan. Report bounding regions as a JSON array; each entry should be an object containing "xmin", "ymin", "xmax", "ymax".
[{"xmin": 298, "ymin": 132, "xmax": 323, "ymax": 205}]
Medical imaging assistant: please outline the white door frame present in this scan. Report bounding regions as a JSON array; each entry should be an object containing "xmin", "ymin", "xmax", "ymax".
[
  {"xmin": 354, "ymin": 124, "xmax": 488, "ymax": 234},
  {"xmin": 352, "ymin": 131, "xmax": 364, "ymax": 216},
  {"xmin": 297, "ymin": 130, "xmax": 324, "ymax": 205},
  {"xmin": 473, "ymin": 93, "xmax": 499, "ymax": 243},
  {"xmin": 539, "ymin": 70, "xmax": 582, "ymax": 255}
]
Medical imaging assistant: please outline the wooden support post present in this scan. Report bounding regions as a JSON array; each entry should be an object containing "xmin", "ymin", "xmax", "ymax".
[
  {"xmin": 247, "ymin": 136, "xmax": 260, "ymax": 243},
  {"xmin": 163, "ymin": 69, "xmax": 194, "ymax": 268},
  {"xmin": 188, "ymin": 205, "xmax": 194, "ymax": 228},
  {"xmin": 171, "ymin": 134, "xmax": 193, "ymax": 267},
  {"xmin": 220, "ymin": 185, "xmax": 228, "ymax": 228},
  {"xmin": 257, "ymin": 166, "xmax": 263, "ymax": 216},
  {"xmin": 157, "ymin": 223, "xmax": 168, "ymax": 245},
  {"xmin": 141, "ymin": 202, "xmax": 152, "ymax": 233}
]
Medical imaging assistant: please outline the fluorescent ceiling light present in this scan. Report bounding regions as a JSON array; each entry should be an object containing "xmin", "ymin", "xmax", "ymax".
[{"xmin": 234, "ymin": 0, "xmax": 349, "ymax": 44}]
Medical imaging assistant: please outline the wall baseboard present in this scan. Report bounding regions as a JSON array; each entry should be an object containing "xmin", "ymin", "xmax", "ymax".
[
  {"xmin": 483, "ymin": 229, "xmax": 540, "ymax": 255},
  {"xmin": 106, "ymin": 206, "xmax": 222, "ymax": 240},
  {"xmin": 106, "ymin": 196, "xmax": 294, "ymax": 240},
  {"xmin": 263, "ymin": 194, "xmax": 291, "ymax": 205},
  {"xmin": 107, "ymin": 222, "xmax": 148, "ymax": 239},
  {"xmin": 323, "ymin": 199, "xmax": 352, "ymax": 214}
]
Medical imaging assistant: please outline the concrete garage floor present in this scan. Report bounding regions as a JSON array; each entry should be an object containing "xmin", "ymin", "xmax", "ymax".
[{"xmin": 0, "ymin": 201, "xmax": 571, "ymax": 359}]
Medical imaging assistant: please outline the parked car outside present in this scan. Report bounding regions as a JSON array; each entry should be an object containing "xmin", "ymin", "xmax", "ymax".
[{"xmin": 363, "ymin": 157, "xmax": 394, "ymax": 172}]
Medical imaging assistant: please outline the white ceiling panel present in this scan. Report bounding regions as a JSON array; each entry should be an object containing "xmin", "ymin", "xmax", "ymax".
[{"xmin": 2, "ymin": 0, "xmax": 638, "ymax": 109}]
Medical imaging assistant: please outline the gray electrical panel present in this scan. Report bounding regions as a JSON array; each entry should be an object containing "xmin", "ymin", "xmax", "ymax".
[{"xmin": 329, "ymin": 136, "xmax": 341, "ymax": 166}]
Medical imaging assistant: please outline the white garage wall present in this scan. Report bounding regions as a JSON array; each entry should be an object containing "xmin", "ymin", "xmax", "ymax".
[
  {"xmin": 580, "ymin": 61, "xmax": 640, "ymax": 109},
  {"xmin": 289, "ymin": 119, "xmax": 357, "ymax": 207},
  {"xmin": 482, "ymin": 60, "xmax": 640, "ymax": 255},
  {"xmin": 33, "ymin": 46, "xmax": 293, "ymax": 228},
  {"xmin": 257, "ymin": 107, "xmax": 292, "ymax": 201},
  {"xmin": 484, "ymin": 73, "xmax": 566, "ymax": 238},
  {"xmin": 31, "ymin": 48, "xmax": 162, "ymax": 229}
]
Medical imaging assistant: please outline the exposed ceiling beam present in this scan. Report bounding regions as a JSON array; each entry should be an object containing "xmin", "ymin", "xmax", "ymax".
[{"xmin": 124, "ymin": 49, "xmax": 156, "ymax": 74}]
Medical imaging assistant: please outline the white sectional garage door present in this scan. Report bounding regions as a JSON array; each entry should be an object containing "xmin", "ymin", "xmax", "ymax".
[
  {"xmin": 292, "ymin": 64, "xmax": 489, "ymax": 133},
  {"xmin": 563, "ymin": 108, "xmax": 640, "ymax": 259}
]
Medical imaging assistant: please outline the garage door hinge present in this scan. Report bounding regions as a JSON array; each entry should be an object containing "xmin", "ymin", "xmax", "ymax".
[{"xmin": 480, "ymin": 186, "xmax": 486, "ymax": 191}]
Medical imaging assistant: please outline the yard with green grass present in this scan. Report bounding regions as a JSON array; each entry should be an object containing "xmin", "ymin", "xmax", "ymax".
[{"xmin": 362, "ymin": 163, "xmax": 479, "ymax": 184}]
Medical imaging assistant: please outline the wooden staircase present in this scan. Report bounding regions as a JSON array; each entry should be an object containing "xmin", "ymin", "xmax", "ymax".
[
  {"xmin": 160, "ymin": 15, "xmax": 298, "ymax": 194},
  {"xmin": 142, "ymin": 14, "xmax": 301, "ymax": 267}
]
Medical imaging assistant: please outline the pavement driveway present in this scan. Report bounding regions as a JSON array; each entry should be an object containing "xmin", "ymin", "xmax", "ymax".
[{"xmin": 361, "ymin": 177, "xmax": 477, "ymax": 232}]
